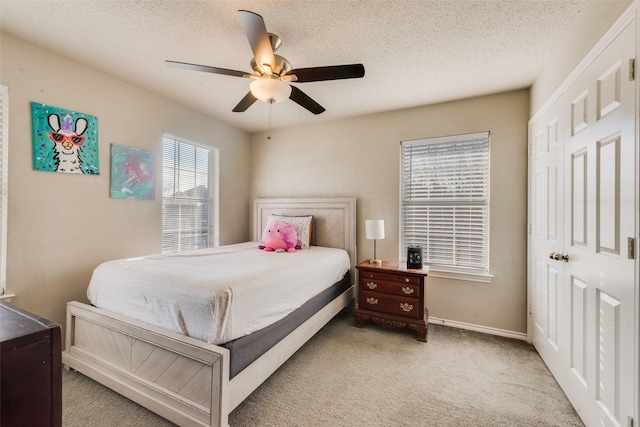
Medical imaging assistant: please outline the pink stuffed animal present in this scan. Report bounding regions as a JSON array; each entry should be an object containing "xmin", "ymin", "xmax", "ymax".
[{"xmin": 259, "ymin": 220, "xmax": 299, "ymax": 252}]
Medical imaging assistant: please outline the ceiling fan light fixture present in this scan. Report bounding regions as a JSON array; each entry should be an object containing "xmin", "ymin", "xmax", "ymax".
[
  {"xmin": 250, "ymin": 78, "xmax": 291, "ymax": 104},
  {"xmin": 167, "ymin": 10, "xmax": 364, "ymax": 114}
]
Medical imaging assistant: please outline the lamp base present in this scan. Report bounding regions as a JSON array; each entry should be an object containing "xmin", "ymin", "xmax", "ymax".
[{"xmin": 368, "ymin": 259, "xmax": 382, "ymax": 266}]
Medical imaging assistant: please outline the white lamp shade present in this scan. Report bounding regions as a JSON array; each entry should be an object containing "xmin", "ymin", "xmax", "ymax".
[
  {"xmin": 250, "ymin": 78, "xmax": 292, "ymax": 103},
  {"xmin": 365, "ymin": 219, "xmax": 385, "ymax": 240}
]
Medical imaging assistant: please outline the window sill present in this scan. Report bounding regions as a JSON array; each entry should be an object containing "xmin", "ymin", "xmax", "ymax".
[{"xmin": 426, "ymin": 268, "xmax": 493, "ymax": 283}]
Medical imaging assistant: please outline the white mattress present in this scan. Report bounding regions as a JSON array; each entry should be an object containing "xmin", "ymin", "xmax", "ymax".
[{"xmin": 87, "ymin": 242, "xmax": 350, "ymax": 345}]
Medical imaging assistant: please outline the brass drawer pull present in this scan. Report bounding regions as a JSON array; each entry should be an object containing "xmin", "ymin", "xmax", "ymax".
[
  {"xmin": 400, "ymin": 303, "xmax": 413, "ymax": 312},
  {"xmin": 366, "ymin": 297, "xmax": 379, "ymax": 305},
  {"xmin": 402, "ymin": 286, "xmax": 414, "ymax": 295},
  {"xmin": 366, "ymin": 281, "xmax": 377, "ymax": 290},
  {"xmin": 405, "ymin": 278, "xmax": 410, "ymax": 283}
]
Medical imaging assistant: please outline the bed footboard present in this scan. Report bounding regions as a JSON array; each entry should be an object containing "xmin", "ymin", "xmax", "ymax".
[{"xmin": 62, "ymin": 301, "xmax": 230, "ymax": 427}]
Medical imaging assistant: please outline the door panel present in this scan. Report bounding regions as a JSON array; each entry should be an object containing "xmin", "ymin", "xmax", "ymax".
[
  {"xmin": 570, "ymin": 276, "xmax": 587, "ymax": 384},
  {"xmin": 562, "ymin": 22, "xmax": 635, "ymax": 426},
  {"xmin": 571, "ymin": 90, "xmax": 589, "ymax": 135},
  {"xmin": 571, "ymin": 149, "xmax": 588, "ymax": 246},
  {"xmin": 597, "ymin": 60, "xmax": 622, "ymax": 120},
  {"xmin": 596, "ymin": 134, "xmax": 620, "ymax": 254},
  {"xmin": 530, "ymin": 105, "xmax": 565, "ymax": 376},
  {"xmin": 529, "ymin": 20, "xmax": 636, "ymax": 427},
  {"xmin": 596, "ymin": 289, "xmax": 620, "ymax": 424},
  {"xmin": 547, "ymin": 264, "xmax": 559, "ymax": 348}
]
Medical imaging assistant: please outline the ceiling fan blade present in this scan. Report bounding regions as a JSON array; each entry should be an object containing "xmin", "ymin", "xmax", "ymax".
[
  {"xmin": 165, "ymin": 60, "xmax": 249, "ymax": 78},
  {"xmin": 232, "ymin": 91, "xmax": 258, "ymax": 112},
  {"xmin": 290, "ymin": 64, "xmax": 365, "ymax": 83},
  {"xmin": 289, "ymin": 86, "xmax": 325, "ymax": 115},
  {"xmin": 237, "ymin": 10, "xmax": 276, "ymax": 74}
]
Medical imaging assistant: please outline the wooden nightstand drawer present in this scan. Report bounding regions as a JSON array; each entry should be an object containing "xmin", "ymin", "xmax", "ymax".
[
  {"xmin": 359, "ymin": 277, "xmax": 421, "ymax": 298},
  {"xmin": 359, "ymin": 270, "xmax": 421, "ymax": 286},
  {"xmin": 359, "ymin": 290, "xmax": 420, "ymax": 319}
]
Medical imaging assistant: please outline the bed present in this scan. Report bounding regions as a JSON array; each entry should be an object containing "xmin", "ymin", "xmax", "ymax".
[{"xmin": 62, "ymin": 197, "xmax": 357, "ymax": 427}]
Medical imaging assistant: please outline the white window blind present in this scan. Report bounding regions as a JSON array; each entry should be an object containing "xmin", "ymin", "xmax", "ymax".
[
  {"xmin": 0, "ymin": 85, "xmax": 8, "ymax": 294},
  {"xmin": 400, "ymin": 132, "xmax": 490, "ymax": 273},
  {"xmin": 162, "ymin": 134, "xmax": 216, "ymax": 253}
]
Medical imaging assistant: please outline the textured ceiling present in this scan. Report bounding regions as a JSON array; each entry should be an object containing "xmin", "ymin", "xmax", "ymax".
[{"xmin": 1, "ymin": 0, "xmax": 600, "ymax": 133}]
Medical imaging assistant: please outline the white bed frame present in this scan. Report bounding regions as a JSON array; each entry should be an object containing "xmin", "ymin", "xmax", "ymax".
[{"xmin": 62, "ymin": 197, "xmax": 356, "ymax": 427}]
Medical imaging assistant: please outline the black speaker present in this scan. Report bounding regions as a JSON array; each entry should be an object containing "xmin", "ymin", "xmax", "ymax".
[{"xmin": 407, "ymin": 246, "xmax": 423, "ymax": 269}]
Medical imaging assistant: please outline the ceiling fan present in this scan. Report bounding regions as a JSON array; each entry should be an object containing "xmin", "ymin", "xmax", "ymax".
[{"xmin": 166, "ymin": 10, "xmax": 365, "ymax": 115}]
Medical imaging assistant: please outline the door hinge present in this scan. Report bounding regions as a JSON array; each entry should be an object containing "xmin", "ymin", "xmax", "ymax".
[
  {"xmin": 629, "ymin": 58, "xmax": 636, "ymax": 81},
  {"xmin": 628, "ymin": 237, "xmax": 636, "ymax": 260}
]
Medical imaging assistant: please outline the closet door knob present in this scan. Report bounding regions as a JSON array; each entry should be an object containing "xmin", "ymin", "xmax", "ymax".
[{"xmin": 549, "ymin": 252, "xmax": 569, "ymax": 262}]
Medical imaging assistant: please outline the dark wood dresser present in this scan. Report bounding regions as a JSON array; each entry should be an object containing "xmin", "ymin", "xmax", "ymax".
[
  {"xmin": 0, "ymin": 302, "xmax": 62, "ymax": 427},
  {"xmin": 355, "ymin": 261, "xmax": 429, "ymax": 341}
]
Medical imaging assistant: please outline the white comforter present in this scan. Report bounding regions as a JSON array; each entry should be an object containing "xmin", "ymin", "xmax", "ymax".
[{"xmin": 87, "ymin": 242, "xmax": 350, "ymax": 345}]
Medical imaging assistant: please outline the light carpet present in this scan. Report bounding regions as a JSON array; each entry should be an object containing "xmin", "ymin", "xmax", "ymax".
[{"xmin": 63, "ymin": 309, "xmax": 583, "ymax": 426}]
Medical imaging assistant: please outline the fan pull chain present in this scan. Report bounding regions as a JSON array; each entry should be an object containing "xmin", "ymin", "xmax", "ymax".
[{"xmin": 267, "ymin": 101, "xmax": 273, "ymax": 140}]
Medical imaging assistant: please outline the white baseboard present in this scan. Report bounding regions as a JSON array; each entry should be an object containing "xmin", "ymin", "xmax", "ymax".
[{"xmin": 429, "ymin": 316, "xmax": 527, "ymax": 341}]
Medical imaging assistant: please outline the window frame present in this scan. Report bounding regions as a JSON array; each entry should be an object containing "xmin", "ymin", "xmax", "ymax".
[
  {"xmin": 162, "ymin": 134, "xmax": 219, "ymax": 253},
  {"xmin": 400, "ymin": 131, "xmax": 493, "ymax": 283}
]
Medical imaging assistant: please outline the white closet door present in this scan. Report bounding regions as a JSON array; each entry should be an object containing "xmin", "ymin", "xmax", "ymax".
[
  {"xmin": 529, "ymin": 103, "xmax": 565, "ymax": 379},
  {"xmin": 560, "ymin": 21, "xmax": 636, "ymax": 427},
  {"xmin": 529, "ymin": 20, "xmax": 637, "ymax": 427}
]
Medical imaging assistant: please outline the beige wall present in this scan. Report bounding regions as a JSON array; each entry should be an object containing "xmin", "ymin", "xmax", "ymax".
[
  {"xmin": 250, "ymin": 90, "xmax": 529, "ymax": 334},
  {"xmin": 0, "ymin": 33, "xmax": 251, "ymax": 328}
]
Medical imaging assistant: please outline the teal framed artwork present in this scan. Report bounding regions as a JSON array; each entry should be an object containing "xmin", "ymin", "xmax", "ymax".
[
  {"xmin": 110, "ymin": 143, "xmax": 155, "ymax": 200},
  {"xmin": 31, "ymin": 102, "xmax": 99, "ymax": 175}
]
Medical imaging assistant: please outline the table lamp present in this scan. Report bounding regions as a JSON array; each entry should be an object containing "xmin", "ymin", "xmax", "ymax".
[{"xmin": 365, "ymin": 219, "xmax": 385, "ymax": 265}]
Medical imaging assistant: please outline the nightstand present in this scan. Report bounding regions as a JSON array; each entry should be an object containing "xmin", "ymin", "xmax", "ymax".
[{"xmin": 355, "ymin": 261, "xmax": 429, "ymax": 342}]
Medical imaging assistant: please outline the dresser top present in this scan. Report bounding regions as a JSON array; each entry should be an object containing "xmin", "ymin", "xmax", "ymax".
[
  {"xmin": 0, "ymin": 302, "xmax": 59, "ymax": 344},
  {"xmin": 356, "ymin": 260, "xmax": 429, "ymax": 276}
]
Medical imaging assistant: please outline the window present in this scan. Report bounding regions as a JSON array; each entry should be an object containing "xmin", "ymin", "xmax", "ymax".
[
  {"xmin": 162, "ymin": 134, "xmax": 218, "ymax": 253},
  {"xmin": 400, "ymin": 132, "xmax": 490, "ymax": 280},
  {"xmin": 0, "ymin": 85, "xmax": 8, "ymax": 295}
]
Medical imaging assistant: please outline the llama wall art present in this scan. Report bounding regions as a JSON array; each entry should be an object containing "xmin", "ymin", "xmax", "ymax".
[{"xmin": 32, "ymin": 103, "xmax": 99, "ymax": 175}]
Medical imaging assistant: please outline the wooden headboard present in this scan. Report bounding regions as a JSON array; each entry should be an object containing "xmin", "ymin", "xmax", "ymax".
[{"xmin": 253, "ymin": 197, "xmax": 357, "ymax": 273}]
